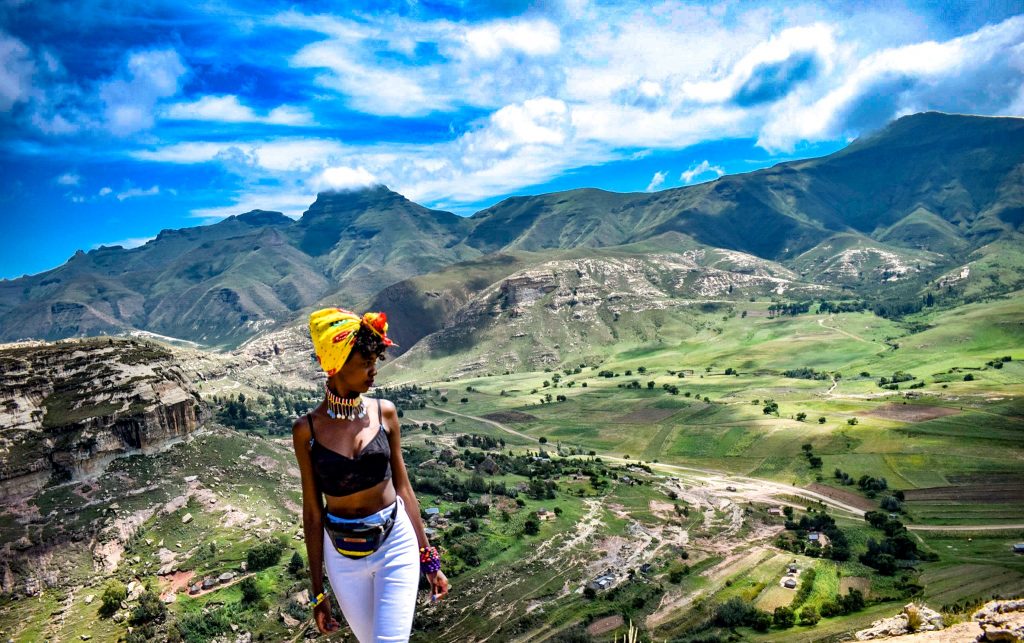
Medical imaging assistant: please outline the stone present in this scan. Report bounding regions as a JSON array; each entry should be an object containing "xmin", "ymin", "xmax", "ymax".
[
  {"xmin": 83, "ymin": 594, "xmax": 94, "ymax": 605},
  {"xmin": 181, "ymin": 513, "xmax": 193, "ymax": 524}
]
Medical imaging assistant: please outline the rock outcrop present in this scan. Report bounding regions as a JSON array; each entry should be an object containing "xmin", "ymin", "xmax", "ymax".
[
  {"xmin": 855, "ymin": 599, "xmax": 1024, "ymax": 642},
  {"xmin": 0, "ymin": 337, "xmax": 207, "ymax": 499}
]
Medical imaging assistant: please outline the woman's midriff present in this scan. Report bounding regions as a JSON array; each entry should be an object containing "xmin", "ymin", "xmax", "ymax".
[{"xmin": 323, "ymin": 478, "xmax": 397, "ymax": 518}]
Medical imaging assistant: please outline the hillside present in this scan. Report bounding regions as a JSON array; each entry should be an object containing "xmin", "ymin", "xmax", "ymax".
[{"xmin": 0, "ymin": 113, "xmax": 1021, "ymax": 347}]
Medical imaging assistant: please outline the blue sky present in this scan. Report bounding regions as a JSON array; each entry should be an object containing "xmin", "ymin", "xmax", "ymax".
[{"xmin": 1, "ymin": 0, "xmax": 1022, "ymax": 279}]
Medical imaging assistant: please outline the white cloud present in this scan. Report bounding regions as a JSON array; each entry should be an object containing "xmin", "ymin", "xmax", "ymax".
[
  {"xmin": 189, "ymin": 191, "xmax": 315, "ymax": 220},
  {"xmin": 127, "ymin": 9, "xmax": 1024, "ymax": 214},
  {"xmin": 681, "ymin": 160, "xmax": 725, "ymax": 185},
  {"xmin": 758, "ymin": 15, "xmax": 1024, "ymax": 150},
  {"xmin": 98, "ymin": 187, "xmax": 112, "ymax": 196},
  {"xmin": 291, "ymin": 40, "xmax": 446, "ymax": 117},
  {"xmin": 116, "ymin": 185, "xmax": 160, "ymax": 200},
  {"xmin": 312, "ymin": 166, "xmax": 379, "ymax": 192},
  {"xmin": 56, "ymin": 172, "xmax": 80, "ymax": 186},
  {"xmin": 645, "ymin": 171, "xmax": 666, "ymax": 192},
  {"xmin": 91, "ymin": 236, "xmax": 155, "ymax": 250},
  {"xmin": 162, "ymin": 95, "xmax": 313, "ymax": 125},
  {"xmin": 462, "ymin": 19, "xmax": 560, "ymax": 60},
  {"xmin": 99, "ymin": 49, "xmax": 187, "ymax": 135},
  {"xmin": 0, "ymin": 31, "xmax": 34, "ymax": 111}
]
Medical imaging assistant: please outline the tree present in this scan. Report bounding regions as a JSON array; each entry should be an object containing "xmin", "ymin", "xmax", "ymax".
[
  {"xmin": 647, "ymin": 381, "xmax": 655, "ymax": 389},
  {"xmin": 773, "ymin": 606, "xmax": 796, "ymax": 628},
  {"xmin": 818, "ymin": 416, "xmax": 826, "ymax": 424},
  {"xmin": 288, "ymin": 551, "xmax": 304, "ymax": 576},
  {"xmin": 240, "ymin": 576, "xmax": 262, "ymax": 604},
  {"xmin": 799, "ymin": 605, "xmax": 820, "ymax": 626},
  {"xmin": 796, "ymin": 412, "xmax": 807, "ymax": 422},
  {"xmin": 523, "ymin": 517, "xmax": 540, "ymax": 535},
  {"xmin": 539, "ymin": 436, "xmax": 548, "ymax": 444},
  {"xmin": 247, "ymin": 540, "xmax": 284, "ymax": 571},
  {"xmin": 99, "ymin": 580, "xmax": 127, "ymax": 618},
  {"xmin": 130, "ymin": 590, "xmax": 166, "ymax": 626},
  {"xmin": 752, "ymin": 610, "xmax": 772, "ymax": 632},
  {"xmin": 847, "ymin": 417, "xmax": 859, "ymax": 425}
]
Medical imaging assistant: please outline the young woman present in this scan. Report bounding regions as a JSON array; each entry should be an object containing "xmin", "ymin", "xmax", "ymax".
[{"xmin": 292, "ymin": 307, "xmax": 448, "ymax": 641}]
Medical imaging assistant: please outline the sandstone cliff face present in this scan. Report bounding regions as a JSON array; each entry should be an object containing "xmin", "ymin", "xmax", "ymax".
[{"xmin": 0, "ymin": 338, "xmax": 206, "ymax": 499}]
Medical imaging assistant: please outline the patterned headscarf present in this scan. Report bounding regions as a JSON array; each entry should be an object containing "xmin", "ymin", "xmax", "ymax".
[{"xmin": 309, "ymin": 307, "xmax": 395, "ymax": 376}]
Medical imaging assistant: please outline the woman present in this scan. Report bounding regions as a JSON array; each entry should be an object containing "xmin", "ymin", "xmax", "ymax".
[{"xmin": 292, "ymin": 307, "xmax": 449, "ymax": 641}]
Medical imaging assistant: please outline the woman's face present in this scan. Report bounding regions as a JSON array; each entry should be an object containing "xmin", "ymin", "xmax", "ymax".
[{"xmin": 332, "ymin": 350, "xmax": 380, "ymax": 394}]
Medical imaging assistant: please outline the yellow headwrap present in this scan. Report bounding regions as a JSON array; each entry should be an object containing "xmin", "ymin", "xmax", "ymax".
[{"xmin": 309, "ymin": 308, "xmax": 395, "ymax": 376}]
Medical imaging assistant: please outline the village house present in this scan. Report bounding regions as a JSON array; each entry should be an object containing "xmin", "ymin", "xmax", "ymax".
[
  {"xmin": 808, "ymin": 532, "xmax": 831, "ymax": 547},
  {"xmin": 1013, "ymin": 543, "xmax": 1024, "ymax": 554},
  {"xmin": 587, "ymin": 575, "xmax": 615, "ymax": 591},
  {"xmin": 768, "ymin": 507, "xmax": 784, "ymax": 516},
  {"xmin": 783, "ymin": 578, "xmax": 798, "ymax": 589},
  {"xmin": 536, "ymin": 508, "xmax": 554, "ymax": 521}
]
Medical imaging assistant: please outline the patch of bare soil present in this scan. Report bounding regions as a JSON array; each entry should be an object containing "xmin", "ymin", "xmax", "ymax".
[
  {"xmin": 864, "ymin": 404, "xmax": 960, "ymax": 422},
  {"xmin": 159, "ymin": 570, "xmax": 194, "ymax": 599},
  {"xmin": 806, "ymin": 483, "xmax": 877, "ymax": 511},
  {"xmin": 903, "ymin": 484, "xmax": 1024, "ymax": 503},
  {"xmin": 480, "ymin": 411, "xmax": 537, "ymax": 423},
  {"xmin": 587, "ymin": 615, "xmax": 624, "ymax": 636},
  {"xmin": 840, "ymin": 576, "xmax": 871, "ymax": 597}
]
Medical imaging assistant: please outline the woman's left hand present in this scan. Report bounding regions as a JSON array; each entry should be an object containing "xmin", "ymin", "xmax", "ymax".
[{"xmin": 427, "ymin": 569, "xmax": 449, "ymax": 602}]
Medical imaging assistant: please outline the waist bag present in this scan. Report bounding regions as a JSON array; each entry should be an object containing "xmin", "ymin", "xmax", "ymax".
[{"xmin": 324, "ymin": 503, "xmax": 398, "ymax": 559}]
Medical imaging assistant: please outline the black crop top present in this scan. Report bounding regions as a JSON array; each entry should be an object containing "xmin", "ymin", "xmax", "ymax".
[{"xmin": 307, "ymin": 400, "xmax": 392, "ymax": 497}]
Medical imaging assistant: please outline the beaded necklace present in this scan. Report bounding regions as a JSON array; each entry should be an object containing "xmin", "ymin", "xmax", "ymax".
[{"xmin": 325, "ymin": 385, "xmax": 365, "ymax": 420}]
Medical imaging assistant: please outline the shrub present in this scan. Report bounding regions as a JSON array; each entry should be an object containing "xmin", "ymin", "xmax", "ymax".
[
  {"xmin": 799, "ymin": 605, "xmax": 820, "ymax": 626},
  {"xmin": 847, "ymin": 417, "xmax": 859, "ymax": 425},
  {"xmin": 795, "ymin": 412, "xmax": 807, "ymax": 422},
  {"xmin": 773, "ymin": 606, "xmax": 795, "ymax": 628},
  {"xmin": 288, "ymin": 551, "xmax": 304, "ymax": 576},
  {"xmin": 963, "ymin": 373, "xmax": 975, "ymax": 381},
  {"xmin": 247, "ymin": 540, "xmax": 284, "ymax": 571},
  {"xmin": 818, "ymin": 416, "xmax": 826, "ymax": 423},
  {"xmin": 240, "ymin": 576, "xmax": 262, "ymax": 604},
  {"xmin": 523, "ymin": 517, "xmax": 540, "ymax": 535},
  {"xmin": 99, "ymin": 580, "xmax": 127, "ymax": 618},
  {"xmin": 129, "ymin": 589, "xmax": 166, "ymax": 626}
]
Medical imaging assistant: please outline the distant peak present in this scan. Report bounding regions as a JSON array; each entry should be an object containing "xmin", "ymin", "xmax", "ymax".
[{"xmin": 232, "ymin": 210, "xmax": 292, "ymax": 226}]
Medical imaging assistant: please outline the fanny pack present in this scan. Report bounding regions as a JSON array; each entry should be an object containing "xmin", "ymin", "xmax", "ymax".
[{"xmin": 324, "ymin": 503, "xmax": 398, "ymax": 559}]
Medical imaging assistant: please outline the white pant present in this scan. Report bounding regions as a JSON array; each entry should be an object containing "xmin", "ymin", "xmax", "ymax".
[{"xmin": 323, "ymin": 496, "xmax": 420, "ymax": 642}]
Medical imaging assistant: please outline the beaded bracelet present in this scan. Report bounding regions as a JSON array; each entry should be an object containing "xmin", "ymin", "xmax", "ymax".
[
  {"xmin": 309, "ymin": 589, "xmax": 329, "ymax": 609},
  {"xmin": 419, "ymin": 546, "xmax": 441, "ymax": 574}
]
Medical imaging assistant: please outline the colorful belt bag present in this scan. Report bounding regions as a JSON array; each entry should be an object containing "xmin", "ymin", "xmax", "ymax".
[{"xmin": 324, "ymin": 503, "xmax": 398, "ymax": 559}]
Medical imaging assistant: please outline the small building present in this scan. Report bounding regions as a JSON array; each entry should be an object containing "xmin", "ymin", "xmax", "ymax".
[
  {"xmin": 536, "ymin": 509, "xmax": 554, "ymax": 521},
  {"xmin": 783, "ymin": 578, "xmax": 797, "ymax": 589},
  {"xmin": 201, "ymin": 577, "xmax": 217, "ymax": 590},
  {"xmin": 725, "ymin": 486, "xmax": 737, "ymax": 492},
  {"xmin": 587, "ymin": 575, "xmax": 615, "ymax": 591},
  {"xmin": 1013, "ymin": 543, "xmax": 1024, "ymax": 554},
  {"xmin": 218, "ymin": 572, "xmax": 235, "ymax": 584},
  {"xmin": 787, "ymin": 564, "xmax": 798, "ymax": 574},
  {"xmin": 188, "ymin": 583, "xmax": 202, "ymax": 595},
  {"xmin": 808, "ymin": 532, "xmax": 831, "ymax": 547},
  {"xmin": 639, "ymin": 563, "xmax": 653, "ymax": 575},
  {"xmin": 425, "ymin": 507, "xmax": 441, "ymax": 517},
  {"xmin": 768, "ymin": 507, "xmax": 784, "ymax": 516}
]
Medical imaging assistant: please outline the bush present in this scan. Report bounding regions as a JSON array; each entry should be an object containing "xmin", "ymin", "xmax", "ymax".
[
  {"xmin": 799, "ymin": 605, "xmax": 820, "ymax": 626},
  {"xmin": 247, "ymin": 540, "xmax": 284, "ymax": 571},
  {"xmin": 752, "ymin": 610, "xmax": 772, "ymax": 632},
  {"xmin": 818, "ymin": 416, "xmax": 826, "ymax": 424},
  {"xmin": 523, "ymin": 517, "xmax": 540, "ymax": 535},
  {"xmin": 99, "ymin": 580, "xmax": 127, "ymax": 617},
  {"xmin": 129, "ymin": 590, "xmax": 166, "ymax": 626},
  {"xmin": 773, "ymin": 606, "xmax": 795, "ymax": 628},
  {"xmin": 288, "ymin": 550, "xmax": 304, "ymax": 576},
  {"xmin": 795, "ymin": 412, "xmax": 807, "ymax": 421},
  {"xmin": 963, "ymin": 374, "xmax": 975, "ymax": 381},
  {"xmin": 847, "ymin": 417, "xmax": 859, "ymax": 425},
  {"xmin": 240, "ymin": 576, "xmax": 262, "ymax": 604}
]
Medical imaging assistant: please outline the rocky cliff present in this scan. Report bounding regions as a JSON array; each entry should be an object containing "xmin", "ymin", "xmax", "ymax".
[{"xmin": 0, "ymin": 337, "xmax": 207, "ymax": 499}]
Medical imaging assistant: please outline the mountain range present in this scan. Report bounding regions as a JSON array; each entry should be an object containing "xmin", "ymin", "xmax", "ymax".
[{"xmin": 1, "ymin": 112, "xmax": 1021, "ymax": 350}]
